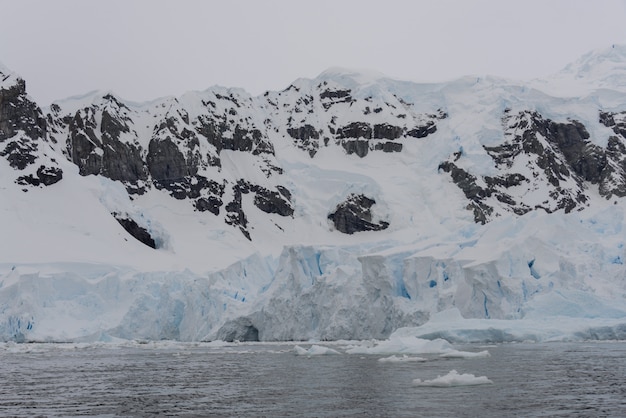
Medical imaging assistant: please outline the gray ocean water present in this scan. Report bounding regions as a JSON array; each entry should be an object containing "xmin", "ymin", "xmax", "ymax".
[{"xmin": 0, "ymin": 341, "xmax": 624, "ymax": 417}]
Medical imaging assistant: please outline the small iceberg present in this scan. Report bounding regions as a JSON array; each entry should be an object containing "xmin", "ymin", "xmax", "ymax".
[
  {"xmin": 294, "ymin": 344, "xmax": 341, "ymax": 356},
  {"xmin": 378, "ymin": 354, "xmax": 426, "ymax": 363},
  {"xmin": 412, "ymin": 370, "xmax": 493, "ymax": 387}
]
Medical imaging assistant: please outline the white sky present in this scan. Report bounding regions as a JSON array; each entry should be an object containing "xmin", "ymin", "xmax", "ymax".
[{"xmin": 1, "ymin": 0, "xmax": 626, "ymax": 105}]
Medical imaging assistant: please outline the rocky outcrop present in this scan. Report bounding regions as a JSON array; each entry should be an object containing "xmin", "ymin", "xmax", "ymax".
[
  {"xmin": 328, "ymin": 194, "xmax": 389, "ymax": 234},
  {"xmin": 286, "ymin": 124, "xmax": 320, "ymax": 157},
  {"xmin": 225, "ymin": 180, "xmax": 294, "ymax": 239},
  {"xmin": 0, "ymin": 71, "xmax": 62, "ymax": 187},
  {"xmin": 113, "ymin": 213, "xmax": 157, "ymax": 249},
  {"xmin": 440, "ymin": 109, "xmax": 626, "ymax": 223}
]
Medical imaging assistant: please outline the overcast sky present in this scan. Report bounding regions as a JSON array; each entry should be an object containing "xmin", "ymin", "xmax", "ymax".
[{"xmin": 1, "ymin": 0, "xmax": 626, "ymax": 105}]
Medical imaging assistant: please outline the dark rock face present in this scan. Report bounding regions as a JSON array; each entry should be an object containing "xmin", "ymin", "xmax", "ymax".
[
  {"xmin": 225, "ymin": 180, "xmax": 294, "ymax": 239},
  {"xmin": 0, "ymin": 79, "xmax": 46, "ymax": 142},
  {"xmin": 287, "ymin": 124, "xmax": 320, "ymax": 157},
  {"xmin": 252, "ymin": 185, "xmax": 294, "ymax": 216},
  {"xmin": 342, "ymin": 139, "xmax": 371, "ymax": 157},
  {"xmin": 16, "ymin": 165, "xmax": 63, "ymax": 187},
  {"xmin": 225, "ymin": 181, "xmax": 251, "ymax": 240},
  {"xmin": 113, "ymin": 213, "xmax": 157, "ymax": 249},
  {"xmin": 407, "ymin": 121, "xmax": 437, "ymax": 138},
  {"xmin": 374, "ymin": 123, "xmax": 403, "ymax": 140},
  {"xmin": 0, "ymin": 74, "xmax": 63, "ymax": 187},
  {"xmin": 67, "ymin": 95, "xmax": 148, "ymax": 193},
  {"xmin": 147, "ymin": 137, "xmax": 190, "ymax": 186},
  {"xmin": 319, "ymin": 85, "xmax": 353, "ymax": 110},
  {"xmin": 598, "ymin": 111, "xmax": 626, "ymax": 197},
  {"xmin": 440, "ymin": 109, "xmax": 626, "ymax": 223},
  {"xmin": 328, "ymin": 194, "xmax": 389, "ymax": 234}
]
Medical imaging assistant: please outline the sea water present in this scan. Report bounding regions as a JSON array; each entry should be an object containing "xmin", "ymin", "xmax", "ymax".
[{"xmin": 0, "ymin": 341, "xmax": 624, "ymax": 417}]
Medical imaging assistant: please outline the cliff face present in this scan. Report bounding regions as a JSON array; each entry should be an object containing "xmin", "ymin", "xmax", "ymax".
[{"xmin": 0, "ymin": 71, "xmax": 62, "ymax": 187}]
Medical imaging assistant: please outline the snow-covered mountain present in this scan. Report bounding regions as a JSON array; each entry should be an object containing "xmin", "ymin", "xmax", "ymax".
[{"xmin": 1, "ymin": 46, "xmax": 626, "ymax": 343}]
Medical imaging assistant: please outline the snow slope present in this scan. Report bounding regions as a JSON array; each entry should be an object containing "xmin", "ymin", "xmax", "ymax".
[{"xmin": 1, "ymin": 47, "xmax": 626, "ymax": 342}]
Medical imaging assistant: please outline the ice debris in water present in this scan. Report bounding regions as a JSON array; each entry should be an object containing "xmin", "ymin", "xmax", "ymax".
[
  {"xmin": 412, "ymin": 370, "xmax": 493, "ymax": 387},
  {"xmin": 377, "ymin": 354, "xmax": 426, "ymax": 363},
  {"xmin": 294, "ymin": 344, "xmax": 341, "ymax": 356}
]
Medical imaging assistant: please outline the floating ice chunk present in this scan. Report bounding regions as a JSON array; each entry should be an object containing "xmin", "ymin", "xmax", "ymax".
[
  {"xmin": 346, "ymin": 336, "xmax": 453, "ymax": 355},
  {"xmin": 294, "ymin": 344, "xmax": 341, "ymax": 356},
  {"xmin": 412, "ymin": 370, "xmax": 493, "ymax": 387},
  {"xmin": 346, "ymin": 335, "xmax": 487, "ymax": 358},
  {"xmin": 439, "ymin": 350, "xmax": 490, "ymax": 359},
  {"xmin": 378, "ymin": 354, "xmax": 426, "ymax": 363}
]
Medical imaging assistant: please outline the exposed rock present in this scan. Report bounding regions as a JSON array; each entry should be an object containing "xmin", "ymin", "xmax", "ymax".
[
  {"xmin": 66, "ymin": 96, "xmax": 148, "ymax": 193},
  {"xmin": 195, "ymin": 195, "xmax": 223, "ymax": 215},
  {"xmin": 319, "ymin": 86, "xmax": 353, "ymax": 109},
  {"xmin": 225, "ymin": 181, "xmax": 251, "ymax": 240},
  {"xmin": 112, "ymin": 213, "xmax": 157, "ymax": 249},
  {"xmin": 341, "ymin": 139, "xmax": 370, "ymax": 157},
  {"xmin": 287, "ymin": 124, "xmax": 319, "ymax": 157},
  {"xmin": 328, "ymin": 194, "xmax": 389, "ymax": 234},
  {"xmin": 407, "ymin": 121, "xmax": 437, "ymax": 138},
  {"xmin": 373, "ymin": 123, "xmax": 403, "ymax": 140},
  {"xmin": 373, "ymin": 141, "xmax": 403, "ymax": 153},
  {"xmin": 0, "ymin": 72, "xmax": 63, "ymax": 186},
  {"xmin": 16, "ymin": 165, "xmax": 63, "ymax": 187},
  {"xmin": 251, "ymin": 185, "xmax": 294, "ymax": 216},
  {"xmin": 440, "ymin": 110, "xmax": 624, "ymax": 223},
  {"xmin": 147, "ymin": 137, "xmax": 190, "ymax": 192},
  {"xmin": 0, "ymin": 78, "xmax": 46, "ymax": 142},
  {"xmin": 337, "ymin": 122, "xmax": 372, "ymax": 140}
]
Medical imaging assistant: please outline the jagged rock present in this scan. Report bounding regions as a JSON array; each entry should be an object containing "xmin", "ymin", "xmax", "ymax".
[
  {"xmin": 0, "ymin": 72, "xmax": 63, "ymax": 186},
  {"xmin": 407, "ymin": 121, "xmax": 437, "ymax": 138},
  {"xmin": 225, "ymin": 181, "xmax": 293, "ymax": 238},
  {"xmin": 373, "ymin": 141, "xmax": 403, "ymax": 153},
  {"xmin": 16, "ymin": 165, "xmax": 63, "ymax": 187},
  {"xmin": 225, "ymin": 181, "xmax": 251, "ymax": 240},
  {"xmin": 147, "ymin": 137, "xmax": 190, "ymax": 188},
  {"xmin": 341, "ymin": 139, "xmax": 370, "ymax": 157},
  {"xmin": 112, "ymin": 213, "xmax": 156, "ymax": 249},
  {"xmin": 337, "ymin": 122, "xmax": 372, "ymax": 140},
  {"xmin": 328, "ymin": 194, "xmax": 389, "ymax": 234},
  {"xmin": 439, "ymin": 110, "xmax": 625, "ymax": 223},
  {"xmin": 0, "ymin": 139, "xmax": 38, "ymax": 169},
  {"xmin": 373, "ymin": 123, "xmax": 403, "ymax": 140},
  {"xmin": 0, "ymin": 79, "xmax": 46, "ymax": 142},
  {"xmin": 319, "ymin": 86, "xmax": 352, "ymax": 109},
  {"xmin": 251, "ymin": 185, "xmax": 294, "ymax": 216},
  {"xmin": 287, "ymin": 124, "xmax": 319, "ymax": 157},
  {"xmin": 195, "ymin": 196, "xmax": 223, "ymax": 215},
  {"xmin": 66, "ymin": 96, "xmax": 148, "ymax": 193}
]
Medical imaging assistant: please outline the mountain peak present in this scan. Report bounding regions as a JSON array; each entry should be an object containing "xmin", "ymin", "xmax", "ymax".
[
  {"xmin": 316, "ymin": 66, "xmax": 388, "ymax": 86},
  {"xmin": 0, "ymin": 61, "xmax": 20, "ymax": 90},
  {"xmin": 561, "ymin": 44, "xmax": 626, "ymax": 76},
  {"xmin": 530, "ymin": 44, "xmax": 626, "ymax": 96}
]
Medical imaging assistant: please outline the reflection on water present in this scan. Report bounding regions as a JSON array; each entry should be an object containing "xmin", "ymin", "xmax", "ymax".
[{"xmin": 0, "ymin": 341, "xmax": 625, "ymax": 417}]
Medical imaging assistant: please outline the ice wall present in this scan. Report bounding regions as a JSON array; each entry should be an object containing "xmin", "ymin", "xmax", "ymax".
[{"xmin": 1, "ymin": 207, "xmax": 625, "ymax": 343}]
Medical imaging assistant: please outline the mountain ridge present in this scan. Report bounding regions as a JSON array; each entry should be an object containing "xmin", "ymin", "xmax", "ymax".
[{"xmin": 1, "ymin": 46, "xmax": 625, "ymax": 342}]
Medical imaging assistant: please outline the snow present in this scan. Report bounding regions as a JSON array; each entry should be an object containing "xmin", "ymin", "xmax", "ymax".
[
  {"xmin": 412, "ymin": 370, "xmax": 493, "ymax": 387},
  {"xmin": 1, "ymin": 45, "xmax": 626, "ymax": 343}
]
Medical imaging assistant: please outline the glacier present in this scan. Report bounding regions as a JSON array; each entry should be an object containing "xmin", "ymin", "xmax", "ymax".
[
  {"xmin": 1, "ymin": 205, "xmax": 624, "ymax": 343},
  {"xmin": 1, "ymin": 45, "xmax": 626, "ymax": 343}
]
